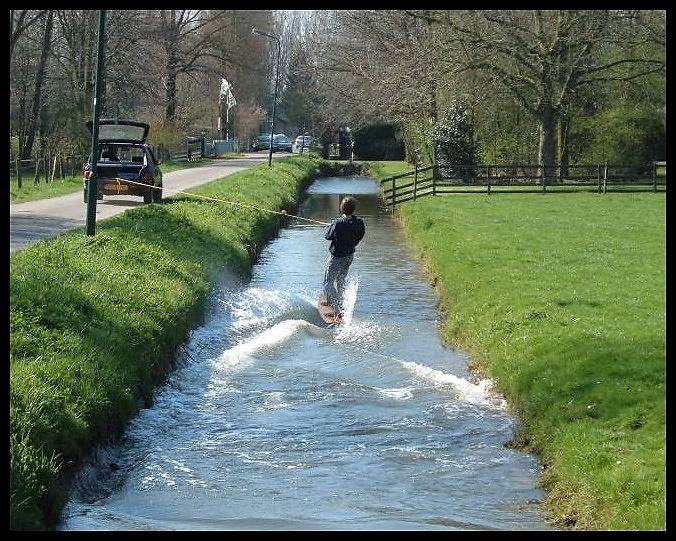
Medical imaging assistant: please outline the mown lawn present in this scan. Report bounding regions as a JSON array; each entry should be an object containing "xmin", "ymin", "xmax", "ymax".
[
  {"xmin": 9, "ymin": 154, "xmax": 326, "ymax": 530},
  {"xmin": 389, "ymin": 190, "xmax": 665, "ymax": 530}
]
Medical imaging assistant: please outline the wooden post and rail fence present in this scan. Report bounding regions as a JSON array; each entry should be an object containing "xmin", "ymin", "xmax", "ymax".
[{"xmin": 381, "ymin": 161, "xmax": 667, "ymax": 209}]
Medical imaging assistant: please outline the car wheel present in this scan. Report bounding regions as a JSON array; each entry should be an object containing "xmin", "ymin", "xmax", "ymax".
[
  {"xmin": 153, "ymin": 186, "xmax": 162, "ymax": 203},
  {"xmin": 83, "ymin": 189, "xmax": 87, "ymax": 203},
  {"xmin": 143, "ymin": 189, "xmax": 152, "ymax": 204}
]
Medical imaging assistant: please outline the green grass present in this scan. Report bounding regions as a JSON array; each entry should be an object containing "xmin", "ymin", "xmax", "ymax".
[
  {"xmin": 365, "ymin": 160, "xmax": 415, "ymax": 180},
  {"xmin": 216, "ymin": 152, "xmax": 244, "ymax": 160},
  {"xmin": 9, "ymin": 154, "xmax": 327, "ymax": 530},
  {"xmin": 10, "ymin": 159, "xmax": 212, "ymax": 204},
  {"xmin": 10, "ymin": 175, "xmax": 85, "ymax": 204},
  {"xmin": 384, "ymin": 190, "xmax": 665, "ymax": 530},
  {"xmin": 157, "ymin": 157, "xmax": 212, "ymax": 174}
]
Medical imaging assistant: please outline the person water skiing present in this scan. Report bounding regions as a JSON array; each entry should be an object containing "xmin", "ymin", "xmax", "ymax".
[{"xmin": 322, "ymin": 196, "xmax": 366, "ymax": 318}]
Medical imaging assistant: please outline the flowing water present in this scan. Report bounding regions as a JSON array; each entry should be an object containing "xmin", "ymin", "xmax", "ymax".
[{"xmin": 60, "ymin": 176, "xmax": 552, "ymax": 531}]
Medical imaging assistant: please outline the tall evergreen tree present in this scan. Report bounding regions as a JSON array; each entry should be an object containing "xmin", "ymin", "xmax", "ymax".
[{"xmin": 278, "ymin": 46, "xmax": 321, "ymax": 137}]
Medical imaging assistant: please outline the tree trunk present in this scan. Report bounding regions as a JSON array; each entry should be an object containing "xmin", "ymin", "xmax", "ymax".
[
  {"xmin": 428, "ymin": 83, "xmax": 438, "ymax": 165},
  {"xmin": 98, "ymin": 29, "xmax": 108, "ymax": 115},
  {"xmin": 21, "ymin": 10, "xmax": 53, "ymax": 160},
  {"xmin": 165, "ymin": 62, "xmax": 177, "ymax": 123},
  {"xmin": 163, "ymin": 9, "xmax": 179, "ymax": 125},
  {"xmin": 538, "ymin": 102, "xmax": 558, "ymax": 184},
  {"xmin": 558, "ymin": 114, "xmax": 570, "ymax": 180}
]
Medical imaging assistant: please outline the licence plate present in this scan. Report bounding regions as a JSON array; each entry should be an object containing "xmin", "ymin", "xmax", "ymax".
[{"xmin": 105, "ymin": 183, "xmax": 128, "ymax": 191}]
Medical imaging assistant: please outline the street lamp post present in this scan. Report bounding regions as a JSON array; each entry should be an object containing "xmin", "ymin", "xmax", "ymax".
[
  {"xmin": 85, "ymin": 9, "xmax": 106, "ymax": 236},
  {"xmin": 251, "ymin": 26, "xmax": 280, "ymax": 167}
]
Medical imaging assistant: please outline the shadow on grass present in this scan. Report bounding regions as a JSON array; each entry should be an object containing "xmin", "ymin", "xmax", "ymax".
[
  {"xmin": 500, "ymin": 330, "xmax": 665, "ymax": 445},
  {"xmin": 10, "ymin": 159, "xmax": 321, "ymax": 530},
  {"xmin": 10, "ymin": 201, "xmax": 274, "ymax": 529}
]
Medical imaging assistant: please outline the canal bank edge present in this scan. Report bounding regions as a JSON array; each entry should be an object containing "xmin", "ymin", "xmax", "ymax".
[
  {"xmin": 367, "ymin": 174, "xmax": 665, "ymax": 530},
  {"xmin": 9, "ymin": 154, "xmax": 368, "ymax": 530}
]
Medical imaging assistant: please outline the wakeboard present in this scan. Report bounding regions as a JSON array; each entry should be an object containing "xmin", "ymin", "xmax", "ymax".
[{"xmin": 318, "ymin": 293, "xmax": 343, "ymax": 325}]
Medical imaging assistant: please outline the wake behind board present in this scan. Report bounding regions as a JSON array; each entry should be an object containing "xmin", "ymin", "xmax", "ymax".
[{"xmin": 318, "ymin": 293, "xmax": 343, "ymax": 325}]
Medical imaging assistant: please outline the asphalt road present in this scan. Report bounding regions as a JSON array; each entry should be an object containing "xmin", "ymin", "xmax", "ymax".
[{"xmin": 9, "ymin": 153, "xmax": 279, "ymax": 253}]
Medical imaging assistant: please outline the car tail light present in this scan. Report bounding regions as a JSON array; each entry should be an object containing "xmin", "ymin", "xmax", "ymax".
[
  {"xmin": 139, "ymin": 167, "xmax": 152, "ymax": 182},
  {"xmin": 83, "ymin": 168, "xmax": 91, "ymax": 180}
]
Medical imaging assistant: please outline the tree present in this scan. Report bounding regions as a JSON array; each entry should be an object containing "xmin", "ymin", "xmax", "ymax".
[
  {"xmin": 148, "ymin": 10, "xmax": 241, "ymax": 124},
  {"xmin": 9, "ymin": 10, "xmax": 46, "ymax": 69},
  {"xmin": 353, "ymin": 121, "xmax": 405, "ymax": 161},
  {"xmin": 277, "ymin": 45, "xmax": 322, "ymax": 137},
  {"xmin": 309, "ymin": 10, "xmax": 485, "ymax": 163},
  {"xmin": 430, "ymin": 100, "xmax": 479, "ymax": 176},
  {"xmin": 210, "ymin": 10, "xmax": 273, "ymax": 141},
  {"xmin": 9, "ymin": 9, "xmax": 277, "ymax": 162},
  {"xmin": 20, "ymin": 10, "xmax": 54, "ymax": 160},
  {"xmin": 418, "ymin": 10, "xmax": 666, "ymax": 179}
]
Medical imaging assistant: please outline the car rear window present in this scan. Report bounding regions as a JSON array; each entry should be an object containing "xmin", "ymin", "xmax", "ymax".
[
  {"xmin": 98, "ymin": 145, "xmax": 145, "ymax": 163},
  {"xmin": 99, "ymin": 123, "xmax": 147, "ymax": 143}
]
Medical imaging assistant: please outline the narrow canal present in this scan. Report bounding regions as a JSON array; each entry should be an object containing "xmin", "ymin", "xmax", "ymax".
[{"xmin": 61, "ymin": 176, "xmax": 552, "ymax": 530}]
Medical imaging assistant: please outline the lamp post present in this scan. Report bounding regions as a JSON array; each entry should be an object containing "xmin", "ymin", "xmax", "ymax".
[
  {"xmin": 85, "ymin": 9, "xmax": 106, "ymax": 236},
  {"xmin": 251, "ymin": 26, "xmax": 280, "ymax": 167}
]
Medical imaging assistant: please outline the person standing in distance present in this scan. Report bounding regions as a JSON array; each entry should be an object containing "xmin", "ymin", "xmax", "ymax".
[{"xmin": 322, "ymin": 196, "xmax": 366, "ymax": 318}]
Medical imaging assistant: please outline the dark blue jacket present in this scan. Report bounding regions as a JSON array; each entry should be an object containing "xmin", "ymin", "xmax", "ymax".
[{"xmin": 325, "ymin": 214, "xmax": 365, "ymax": 257}]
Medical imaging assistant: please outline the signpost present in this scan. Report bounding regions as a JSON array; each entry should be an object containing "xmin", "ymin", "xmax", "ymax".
[{"xmin": 85, "ymin": 10, "xmax": 106, "ymax": 237}]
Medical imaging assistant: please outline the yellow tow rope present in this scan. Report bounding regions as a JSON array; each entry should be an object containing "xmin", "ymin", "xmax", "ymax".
[{"xmin": 113, "ymin": 177, "xmax": 331, "ymax": 226}]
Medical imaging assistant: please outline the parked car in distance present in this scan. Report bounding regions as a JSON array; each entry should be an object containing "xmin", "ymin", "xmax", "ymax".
[
  {"xmin": 293, "ymin": 135, "xmax": 314, "ymax": 153},
  {"xmin": 83, "ymin": 119, "xmax": 162, "ymax": 204},
  {"xmin": 251, "ymin": 134, "xmax": 272, "ymax": 151},
  {"xmin": 272, "ymin": 133, "xmax": 293, "ymax": 153}
]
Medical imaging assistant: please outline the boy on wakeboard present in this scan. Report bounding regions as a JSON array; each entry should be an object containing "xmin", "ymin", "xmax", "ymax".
[{"xmin": 322, "ymin": 196, "xmax": 366, "ymax": 319}]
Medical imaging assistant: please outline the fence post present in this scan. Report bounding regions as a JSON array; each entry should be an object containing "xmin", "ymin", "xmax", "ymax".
[
  {"xmin": 653, "ymin": 161, "xmax": 657, "ymax": 192},
  {"xmin": 487, "ymin": 171, "xmax": 491, "ymax": 195},
  {"xmin": 597, "ymin": 164, "xmax": 601, "ymax": 193},
  {"xmin": 603, "ymin": 161, "xmax": 608, "ymax": 194},
  {"xmin": 542, "ymin": 165, "xmax": 547, "ymax": 192},
  {"xmin": 34, "ymin": 157, "xmax": 40, "ymax": 184},
  {"xmin": 413, "ymin": 160, "xmax": 418, "ymax": 201},
  {"xmin": 391, "ymin": 177, "xmax": 396, "ymax": 209},
  {"xmin": 15, "ymin": 155, "xmax": 22, "ymax": 189},
  {"xmin": 51, "ymin": 155, "xmax": 57, "ymax": 182}
]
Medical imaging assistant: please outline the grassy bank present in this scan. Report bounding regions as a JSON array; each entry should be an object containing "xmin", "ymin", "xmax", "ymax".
[
  {"xmin": 380, "ymin": 187, "xmax": 665, "ymax": 529},
  {"xmin": 9, "ymin": 154, "xmax": 329, "ymax": 530},
  {"xmin": 10, "ymin": 158, "xmax": 211, "ymax": 204}
]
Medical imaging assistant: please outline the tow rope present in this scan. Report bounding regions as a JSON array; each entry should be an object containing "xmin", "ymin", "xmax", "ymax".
[{"xmin": 112, "ymin": 177, "xmax": 331, "ymax": 226}]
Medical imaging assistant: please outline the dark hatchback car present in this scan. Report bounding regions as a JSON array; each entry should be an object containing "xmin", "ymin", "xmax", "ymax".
[
  {"xmin": 251, "ymin": 134, "xmax": 272, "ymax": 151},
  {"xmin": 83, "ymin": 119, "xmax": 162, "ymax": 204},
  {"xmin": 272, "ymin": 133, "xmax": 293, "ymax": 153}
]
